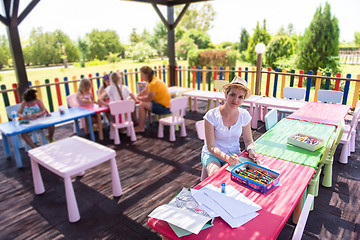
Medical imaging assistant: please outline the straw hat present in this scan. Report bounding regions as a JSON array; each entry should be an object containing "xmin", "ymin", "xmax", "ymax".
[{"xmin": 223, "ymin": 76, "xmax": 252, "ymax": 99}]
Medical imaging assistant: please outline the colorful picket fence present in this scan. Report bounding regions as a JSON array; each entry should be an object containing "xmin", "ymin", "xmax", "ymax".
[{"xmin": 1, "ymin": 65, "xmax": 360, "ymax": 123}]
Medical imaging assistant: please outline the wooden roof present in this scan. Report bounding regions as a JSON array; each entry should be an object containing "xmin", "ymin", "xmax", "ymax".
[{"xmin": 122, "ymin": 0, "xmax": 211, "ymax": 6}]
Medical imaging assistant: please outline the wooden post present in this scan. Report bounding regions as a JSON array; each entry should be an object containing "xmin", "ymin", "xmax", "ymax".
[
  {"xmin": 313, "ymin": 71, "xmax": 322, "ymax": 102},
  {"xmin": 255, "ymin": 53, "xmax": 262, "ymax": 95}
]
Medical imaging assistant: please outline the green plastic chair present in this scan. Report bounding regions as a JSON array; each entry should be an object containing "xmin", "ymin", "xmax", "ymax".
[
  {"xmin": 322, "ymin": 119, "xmax": 345, "ymax": 187},
  {"xmin": 307, "ymin": 119, "xmax": 344, "ymax": 210}
]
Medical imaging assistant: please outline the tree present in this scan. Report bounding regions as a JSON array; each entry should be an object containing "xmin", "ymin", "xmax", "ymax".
[
  {"xmin": 129, "ymin": 28, "xmax": 141, "ymax": 45},
  {"xmin": 175, "ymin": 36, "xmax": 197, "ymax": 60},
  {"xmin": 54, "ymin": 30, "xmax": 79, "ymax": 66},
  {"xmin": 77, "ymin": 38, "xmax": 89, "ymax": 67},
  {"xmin": 86, "ymin": 29, "xmax": 123, "ymax": 61},
  {"xmin": 0, "ymin": 35, "xmax": 10, "ymax": 69},
  {"xmin": 265, "ymin": 35, "xmax": 294, "ymax": 69},
  {"xmin": 239, "ymin": 28, "xmax": 250, "ymax": 52},
  {"xmin": 26, "ymin": 28, "xmax": 61, "ymax": 66},
  {"xmin": 186, "ymin": 29, "xmax": 211, "ymax": 49},
  {"xmin": 246, "ymin": 20, "xmax": 271, "ymax": 65},
  {"xmin": 296, "ymin": 2, "xmax": 340, "ymax": 74},
  {"xmin": 175, "ymin": 3, "xmax": 216, "ymax": 33},
  {"xmin": 355, "ymin": 32, "xmax": 360, "ymax": 48},
  {"xmin": 144, "ymin": 22, "xmax": 168, "ymax": 57}
]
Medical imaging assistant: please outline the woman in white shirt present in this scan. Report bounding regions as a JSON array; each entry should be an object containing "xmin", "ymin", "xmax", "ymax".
[{"xmin": 202, "ymin": 76, "xmax": 257, "ymax": 177}]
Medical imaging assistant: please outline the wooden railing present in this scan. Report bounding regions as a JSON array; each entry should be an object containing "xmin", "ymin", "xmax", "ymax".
[{"xmin": 1, "ymin": 65, "xmax": 359, "ymax": 123}]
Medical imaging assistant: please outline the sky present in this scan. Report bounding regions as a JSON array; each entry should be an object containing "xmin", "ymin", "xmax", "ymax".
[{"xmin": 0, "ymin": 0, "xmax": 359, "ymax": 44}]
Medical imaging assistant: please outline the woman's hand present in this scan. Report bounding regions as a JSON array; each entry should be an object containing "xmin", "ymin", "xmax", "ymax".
[
  {"xmin": 228, "ymin": 155, "xmax": 240, "ymax": 166},
  {"xmin": 247, "ymin": 149, "xmax": 260, "ymax": 164}
]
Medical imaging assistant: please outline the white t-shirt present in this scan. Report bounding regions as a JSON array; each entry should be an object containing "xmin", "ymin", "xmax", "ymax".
[
  {"xmin": 105, "ymin": 84, "xmax": 131, "ymax": 102},
  {"xmin": 202, "ymin": 106, "xmax": 251, "ymax": 157}
]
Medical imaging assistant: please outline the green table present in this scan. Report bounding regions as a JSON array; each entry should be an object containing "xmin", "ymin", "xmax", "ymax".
[{"xmin": 255, "ymin": 118, "xmax": 335, "ymax": 168}]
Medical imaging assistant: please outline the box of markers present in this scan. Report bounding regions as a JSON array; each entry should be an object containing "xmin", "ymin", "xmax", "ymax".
[
  {"xmin": 231, "ymin": 162, "xmax": 280, "ymax": 194},
  {"xmin": 287, "ymin": 133, "xmax": 324, "ymax": 151}
]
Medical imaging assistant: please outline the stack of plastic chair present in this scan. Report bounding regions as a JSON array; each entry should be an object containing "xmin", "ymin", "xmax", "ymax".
[
  {"xmin": 308, "ymin": 119, "xmax": 344, "ymax": 210},
  {"xmin": 109, "ymin": 100, "xmax": 136, "ymax": 145},
  {"xmin": 158, "ymin": 97, "xmax": 188, "ymax": 142},
  {"xmin": 343, "ymin": 100, "xmax": 360, "ymax": 154},
  {"xmin": 317, "ymin": 90, "xmax": 343, "ymax": 104},
  {"xmin": 5, "ymin": 104, "xmax": 47, "ymax": 151},
  {"xmin": 195, "ymin": 120, "xmax": 208, "ymax": 181},
  {"xmin": 264, "ymin": 109, "xmax": 278, "ymax": 131},
  {"xmin": 339, "ymin": 105, "xmax": 360, "ymax": 164}
]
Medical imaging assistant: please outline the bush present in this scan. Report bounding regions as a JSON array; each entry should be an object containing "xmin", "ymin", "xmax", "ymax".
[
  {"xmin": 226, "ymin": 50, "xmax": 238, "ymax": 68},
  {"xmin": 127, "ymin": 42, "xmax": 156, "ymax": 62},
  {"xmin": 175, "ymin": 37, "xmax": 197, "ymax": 60},
  {"xmin": 265, "ymin": 36, "xmax": 294, "ymax": 69},
  {"xmin": 188, "ymin": 50, "xmax": 237, "ymax": 68},
  {"xmin": 188, "ymin": 49, "xmax": 200, "ymax": 67}
]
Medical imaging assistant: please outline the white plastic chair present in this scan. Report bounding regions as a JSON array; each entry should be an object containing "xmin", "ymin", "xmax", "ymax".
[
  {"xmin": 339, "ymin": 105, "xmax": 360, "ymax": 164},
  {"xmin": 66, "ymin": 93, "xmax": 85, "ymax": 132},
  {"xmin": 109, "ymin": 100, "xmax": 137, "ymax": 145},
  {"xmin": 283, "ymin": 87, "xmax": 306, "ymax": 100},
  {"xmin": 344, "ymin": 100, "xmax": 360, "ymax": 153},
  {"xmin": 265, "ymin": 109, "xmax": 278, "ymax": 131},
  {"xmin": 5, "ymin": 104, "xmax": 46, "ymax": 151},
  {"xmin": 158, "ymin": 97, "xmax": 188, "ymax": 142},
  {"xmin": 317, "ymin": 90, "xmax": 343, "ymax": 104},
  {"xmin": 291, "ymin": 194, "xmax": 314, "ymax": 240},
  {"xmin": 195, "ymin": 120, "xmax": 209, "ymax": 181}
]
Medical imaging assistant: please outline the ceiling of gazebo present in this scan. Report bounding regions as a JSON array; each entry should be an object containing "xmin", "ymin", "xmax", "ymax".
[{"xmin": 123, "ymin": 0, "xmax": 211, "ymax": 6}]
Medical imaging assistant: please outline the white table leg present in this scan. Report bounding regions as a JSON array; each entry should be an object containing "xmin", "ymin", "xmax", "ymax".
[
  {"xmin": 64, "ymin": 177, "xmax": 80, "ymax": 222},
  {"xmin": 110, "ymin": 158, "xmax": 122, "ymax": 197},
  {"xmin": 194, "ymin": 97, "xmax": 198, "ymax": 112},
  {"xmin": 251, "ymin": 104, "xmax": 260, "ymax": 129},
  {"xmin": 30, "ymin": 159, "xmax": 45, "ymax": 194}
]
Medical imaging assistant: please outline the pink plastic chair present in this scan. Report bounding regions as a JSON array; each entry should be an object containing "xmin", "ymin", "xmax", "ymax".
[
  {"xmin": 157, "ymin": 97, "xmax": 188, "ymax": 142},
  {"xmin": 66, "ymin": 93, "xmax": 85, "ymax": 131},
  {"xmin": 339, "ymin": 103, "xmax": 360, "ymax": 164},
  {"xmin": 109, "ymin": 100, "xmax": 136, "ymax": 145},
  {"xmin": 344, "ymin": 100, "xmax": 360, "ymax": 153},
  {"xmin": 195, "ymin": 120, "xmax": 209, "ymax": 181}
]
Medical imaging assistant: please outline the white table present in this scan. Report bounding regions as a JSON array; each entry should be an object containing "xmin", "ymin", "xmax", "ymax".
[
  {"xmin": 28, "ymin": 136, "xmax": 122, "ymax": 222},
  {"xmin": 251, "ymin": 97, "xmax": 308, "ymax": 129},
  {"xmin": 182, "ymin": 90, "xmax": 262, "ymax": 116}
]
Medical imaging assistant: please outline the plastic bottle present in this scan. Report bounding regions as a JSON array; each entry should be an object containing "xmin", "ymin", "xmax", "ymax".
[{"xmin": 11, "ymin": 110, "xmax": 19, "ymax": 126}]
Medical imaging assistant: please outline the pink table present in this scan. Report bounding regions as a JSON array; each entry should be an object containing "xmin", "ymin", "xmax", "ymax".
[
  {"xmin": 81, "ymin": 104, "xmax": 109, "ymax": 140},
  {"xmin": 287, "ymin": 102, "xmax": 350, "ymax": 127},
  {"xmin": 148, "ymin": 152, "xmax": 315, "ymax": 240}
]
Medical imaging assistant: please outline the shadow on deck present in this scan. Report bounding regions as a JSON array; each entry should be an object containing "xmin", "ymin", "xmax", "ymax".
[{"xmin": 0, "ymin": 101, "xmax": 359, "ymax": 240}]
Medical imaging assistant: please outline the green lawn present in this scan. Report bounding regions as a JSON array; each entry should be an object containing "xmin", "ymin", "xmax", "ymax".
[{"xmin": 0, "ymin": 59, "xmax": 359, "ymax": 122}]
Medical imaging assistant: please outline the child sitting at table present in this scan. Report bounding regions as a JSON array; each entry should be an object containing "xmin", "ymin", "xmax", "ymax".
[
  {"xmin": 99, "ymin": 72, "xmax": 138, "ymax": 124},
  {"xmin": 77, "ymin": 78, "xmax": 97, "ymax": 106},
  {"xmin": 18, "ymin": 88, "xmax": 55, "ymax": 148}
]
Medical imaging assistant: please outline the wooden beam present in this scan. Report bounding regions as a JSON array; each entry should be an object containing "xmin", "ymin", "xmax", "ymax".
[
  {"xmin": 18, "ymin": 0, "xmax": 41, "ymax": 25},
  {"xmin": 173, "ymin": 3, "xmax": 190, "ymax": 28},
  {"xmin": 123, "ymin": 0, "xmax": 210, "ymax": 6},
  {"xmin": 10, "ymin": 0, "xmax": 19, "ymax": 27},
  {"xmin": 3, "ymin": 0, "xmax": 11, "ymax": 18},
  {"xmin": 152, "ymin": 3, "xmax": 169, "ymax": 30},
  {"xmin": 0, "ymin": 14, "xmax": 8, "ymax": 25}
]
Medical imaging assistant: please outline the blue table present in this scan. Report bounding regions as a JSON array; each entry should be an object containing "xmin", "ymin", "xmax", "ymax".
[{"xmin": 0, "ymin": 107, "xmax": 95, "ymax": 168}]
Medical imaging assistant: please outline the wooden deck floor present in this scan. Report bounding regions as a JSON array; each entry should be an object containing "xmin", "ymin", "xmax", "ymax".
[{"xmin": 0, "ymin": 101, "xmax": 359, "ymax": 240}]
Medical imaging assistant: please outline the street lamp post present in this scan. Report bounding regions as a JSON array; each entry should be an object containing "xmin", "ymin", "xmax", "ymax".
[{"xmin": 255, "ymin": 43, "xmax": 266, "ymax": 95}]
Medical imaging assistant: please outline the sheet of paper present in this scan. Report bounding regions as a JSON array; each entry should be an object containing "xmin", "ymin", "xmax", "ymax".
[
  {"xmin": 169, "ymin": 221, "xmax": 213, "ymax": 238},
  {"xmin": 148, "ymin": 204, "xmax": 212, "ymax": 234},
  {"xmin": 191, "ymin": 185, "xmax": 261, "ymax": 228}
]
